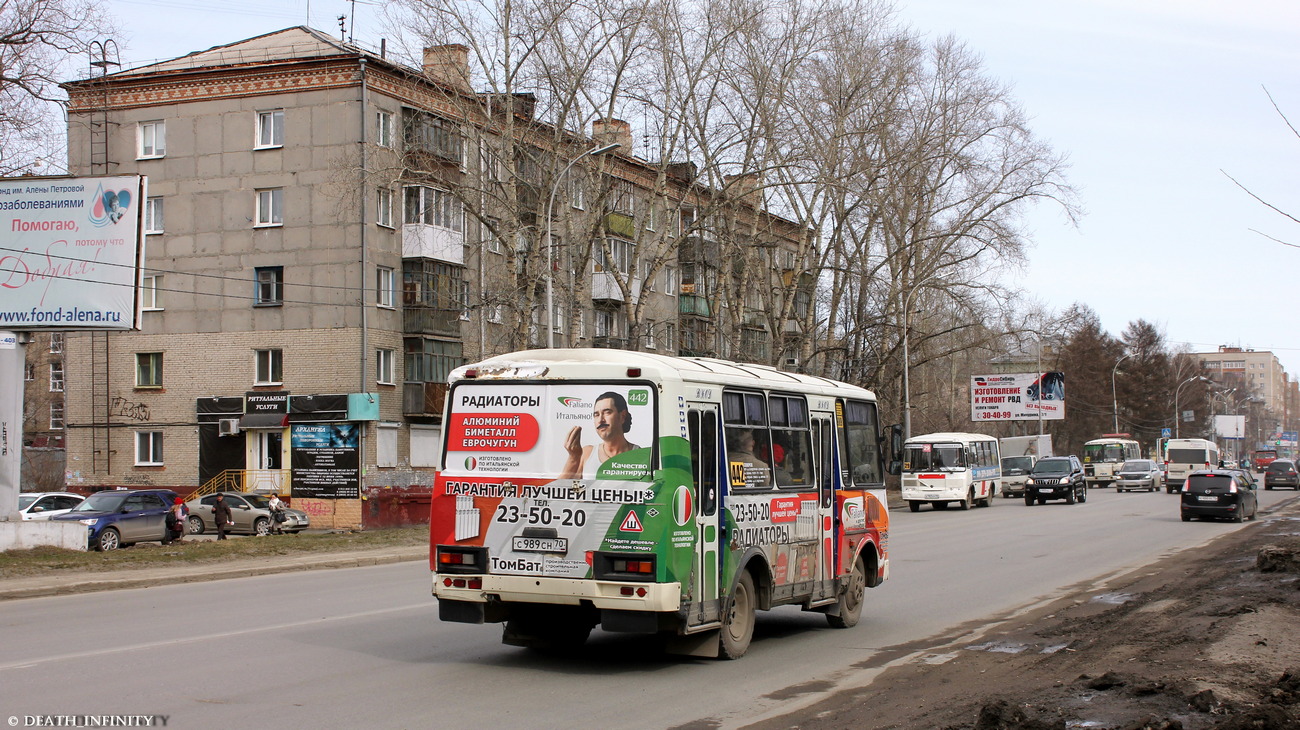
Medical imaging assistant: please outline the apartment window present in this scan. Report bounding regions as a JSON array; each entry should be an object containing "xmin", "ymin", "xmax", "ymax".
[
  {"xmin": 594, "ymin": 238, "xmax": 634, "ymax": 274},
  {"xmin": 485, "ymin": 219, "xmax": 503, "ymax": 253},
  {"xmin": 403, "ymin": 185, "xmax": 463, "ymax": 231},
  {"xmin": 663, "ymin": 322, "xmax": 677, "ymax": 352},
  {"xmin": 664, "ymin": 266, "xmax": 678, "ymax": 293},
  {"xmin": 377, "ymin": 187, "xmax": 394, "ymax": 228},
  {"xmin": 551, "ymin": 304, "xmax": 564, "ymax": 333},
  {"xmin": 377, "ymin": 348, "xmax": 395, "ymax": 385},
  {"xmin": 642, "ymin": 261, "xmax": 656, "ymax": 291},
  {"xmin": 595, "ymin": 310, "xmax": 613, "ymax": 338},
  {"xmin": 568, "ymin": 173, "xmax": 586, "ymax": 210},
  {"xmin": 644, "ymin": 320, "xmax": 657, "ymax": 350},
  {"xmin": 255, "ymin": 267, "xmax": 283, "ymax": 306},
  {"xmin": 50, "ymin": 333, "xmax": 63, "ymax": 353},
  {"xmin": 256, "ymin": 110, "xmax": 284, "ymax": 148},
  {"xmin": 138, "ymin": 121, "xmax": 165, "ymax": 158},
  {"xmin": 141, "ymin": 275, "xmax": 162, "ymax": 311},
  {"xmin": 135, "ymin": 431, "xmax": 164, "ymax": 466},
  {"xmin": 144, "ymin": 197, "xmax": 164, "ymax": 234},
  {"xmin": 376, "ymin": 110, "xmax": 394, "ymax": 148},
  {"xmin": 255, "ymin": 188, "xmax": 284, "ymax": 227},
  {"xmin": 255, "ymin": 349, "xmax": 283, "ymax": 385},
  {"xmin": 487, "ymin": 304, "xmax": 502, "ymax": 323},
  {"xmin": 50, "ymin": 402, "xmax": 64, "ymax": 431},
  {"xmin": 49, "ymin": 363, "xmax": 64, "ymax": 392},
  {"xmin": 24, "ymin": 362, "xmax": 35, "ymax": 381},
  {"xmin": 376, "ymin": 266, "xmax": 395, "ymax": 308},
  {"xmin": 645, "ymin": 202, "xmax": 657, "ymax": 231},
  {"xmin": 136, "ymin": 352, "xmax": 163, "ymax": 388}
]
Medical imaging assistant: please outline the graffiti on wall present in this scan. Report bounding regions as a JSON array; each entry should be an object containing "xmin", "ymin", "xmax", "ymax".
[{"xmin": 110, "ymin": 396, "xmax": 150, "ymax": 421}]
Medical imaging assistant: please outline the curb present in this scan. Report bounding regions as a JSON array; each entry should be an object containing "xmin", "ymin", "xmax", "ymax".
[{"xmin": 0, "ymin": 547, "xmax": 427, "ymax": 601}]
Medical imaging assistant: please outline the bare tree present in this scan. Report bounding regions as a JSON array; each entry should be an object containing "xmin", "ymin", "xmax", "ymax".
[
  {"xmin": 1, "ymin": 0, "xmax": 115, "ymax": 175},
  {"xmin": 1222, "ymin": 86, "xmax": 1299, "ymax": 248}
]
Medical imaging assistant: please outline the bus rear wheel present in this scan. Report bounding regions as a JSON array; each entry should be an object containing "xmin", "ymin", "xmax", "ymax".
[
  {"xmin": 827, "ymin": 556, "xmax": 866, "ymax": 629},
  {"xmin": 721, "ymin": 571, "xmax": 756, "ymax": 659}
]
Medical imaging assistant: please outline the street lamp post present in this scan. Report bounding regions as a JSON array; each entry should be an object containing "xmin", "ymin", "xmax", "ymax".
[
  {"xmin": 1111, "ymin": 352, "xmax": 1134, "ymax": 434},
  {"xmin": 1174, "ymin": 375, "xmax": 1209, "ymax": 439},
  {"xmin": 901, "ymin": 274, "xmax": 942, "ymax": 441},
  {"xmin": 545, "ymin": 142, "xmax": 621, "ymax": 347}
]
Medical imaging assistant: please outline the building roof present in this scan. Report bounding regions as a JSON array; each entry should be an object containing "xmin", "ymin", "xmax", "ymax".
[{"xmin": 71, "ymin": 27, "xmax": 373, "ymax": 83}]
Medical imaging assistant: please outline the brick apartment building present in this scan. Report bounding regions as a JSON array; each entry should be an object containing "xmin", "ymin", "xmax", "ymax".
[{"xmin": 53, "ymin": 27, "xmax": 811, "ymax": 527}]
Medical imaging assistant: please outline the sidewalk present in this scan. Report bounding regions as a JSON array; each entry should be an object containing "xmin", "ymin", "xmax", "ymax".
[{"xmin": 0, "ymin": 544, "xmax": 428, "ymax": 601}]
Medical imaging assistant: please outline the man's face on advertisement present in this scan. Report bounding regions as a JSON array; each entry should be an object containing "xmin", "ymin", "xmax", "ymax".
[{"xmin": 592, "ymin": 397, "xmax": 625, "ymax": 441}]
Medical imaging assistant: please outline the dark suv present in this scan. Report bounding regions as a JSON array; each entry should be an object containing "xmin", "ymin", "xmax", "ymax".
[
  {"xmin": 1264, "ymin": 459, "xmax": 1300, "ymax": 490},
  {"xmin": 1180, "ymin": 469, "xmax": 1258, "ymax": 522},
  {"xmin": 1024, "ymin": 455, "xmax": 1087, "ymax": 506},
  {"xmin": 51, "ymin": 488, "xmax": 180, "ymax": 551}
]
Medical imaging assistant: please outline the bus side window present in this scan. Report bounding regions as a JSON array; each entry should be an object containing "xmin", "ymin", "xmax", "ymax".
[{"xmin": 841, "ymin": 399, "xmax": 884, "ymax": 486}]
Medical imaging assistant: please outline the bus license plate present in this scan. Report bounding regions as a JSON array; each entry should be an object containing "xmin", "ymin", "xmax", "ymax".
[
  {"xmin": 512, "ymin": 536, "xmax": 568, "ymax": 553},
  {"xmin": 924, "ymin": 494, "xmax": 940, "ymax": 499}
]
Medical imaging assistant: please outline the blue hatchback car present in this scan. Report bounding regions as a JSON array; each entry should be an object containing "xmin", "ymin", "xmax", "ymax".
[{"xmin": 51, "ymin": 489, "xmax": 180, "ymax": 551}]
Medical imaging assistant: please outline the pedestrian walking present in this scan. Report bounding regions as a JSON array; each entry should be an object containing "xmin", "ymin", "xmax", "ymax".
[
  {"xmin": 164, "ymin": 497, "xmax": 187, "ymax": 544},
  {"xmin": 213, "ymin": 494, "xmax": 233, "ymax": 540},
  {"xmin": 267, "ymin": 493, "xmax": 286, "ymax": 535}
]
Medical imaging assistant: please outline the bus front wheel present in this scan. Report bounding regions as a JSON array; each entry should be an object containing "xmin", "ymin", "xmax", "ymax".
[
  {"xmin": 908, "ymin": 501, "xmax": 920, "ymax": 513},
  {"xmin": 721, "ymin": 571, "xmax": 756, "ymax": 659},
  {"xmin": 827, "ymin": 556, "xmax": 866, "ymax": 629},
  {"xmin": 958, "ymin": 489, "xmax": 973, "ymax": 510}
]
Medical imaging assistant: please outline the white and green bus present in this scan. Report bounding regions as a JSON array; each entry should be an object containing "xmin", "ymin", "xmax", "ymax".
[
  {"xmin": 429, "ymin": 349, "xmax": 900, "ymax": 659},
  {"xmin": 901, "ymin": 432, "xmax": 1001, "ymax": 511}
]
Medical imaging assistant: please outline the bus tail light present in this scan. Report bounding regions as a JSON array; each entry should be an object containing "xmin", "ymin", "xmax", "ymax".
[
  {"xmin": 442, "ymin": 577, "xmax": 484, "ymax": 589},
  {"xmin": 593, "ymin": 553, "xmax": 656, "ymax": 582},
  {"xmin": 436, "ymin": 546, "xmax": 487, "ymax": 574},
  {"xmin": 626, "ymin": 368, "xmax": 641, "ymax": 378}
]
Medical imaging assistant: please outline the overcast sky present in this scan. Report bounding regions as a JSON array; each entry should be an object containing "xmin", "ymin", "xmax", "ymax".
[{"xmin": 94, "ymin": 0, "xmax": 1300, "ymax": 372}]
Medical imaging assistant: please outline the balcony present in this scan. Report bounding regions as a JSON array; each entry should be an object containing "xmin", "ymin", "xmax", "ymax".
[
  {"xmin": 403, "ymin": 304, "xmax": 462, "ymax": 338},
  {"xmin": 592, "ymin": 271, "xmax": 641, "ymax": 302},
  {"xmin": 592, "ymin": 336, "xmax": 628, "ymax": 349},
  {"xmin": 404, "ymin": 381, "xmax": 448, "ymax": 417},
  {"xmin": 679, "ymin": 294, "xmax": 711, "ymax": 317},
  {"xmin": 403, "ymin": 224, "xmax": 464, "ymax": 264}
]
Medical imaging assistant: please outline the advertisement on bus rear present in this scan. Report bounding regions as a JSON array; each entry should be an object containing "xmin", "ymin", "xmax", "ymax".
[
  {"xmin": 442, "ymin": 383, "xmax": 655, "ymax": 480},
  {"xmin": 970, "ymin": 372, "xmax": 1065, "ymax": 421}
]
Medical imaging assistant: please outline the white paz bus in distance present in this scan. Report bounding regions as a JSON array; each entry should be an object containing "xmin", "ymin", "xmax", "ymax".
[
  {"xmin": 901, "ymin": 432, "xmax": 1001, "ymax": 512},
  {"xmin": 1082, "ymin": 435, "xmax": 1142, "ymax": 488},
  {"xmin": 428, "ymin": 349, "xmax": 903, "ymax": 659},
  {"xmin": 1164, "ymin": 438, "xmax": 1220, "ymax": 493}
]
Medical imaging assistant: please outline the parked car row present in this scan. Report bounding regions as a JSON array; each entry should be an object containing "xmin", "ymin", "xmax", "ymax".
[{"xmin": 46, "ymin": 489, "xmax": 308, "ymax": 550}]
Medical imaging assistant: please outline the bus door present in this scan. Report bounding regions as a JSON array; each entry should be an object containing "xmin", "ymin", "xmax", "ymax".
[
  {"xmin": 687, "ymin": 404, "xmax": 723, "ymax": 625},
  {"xmin": 812, "ymin": 414, "xmax": 836, "ymax": 600}
]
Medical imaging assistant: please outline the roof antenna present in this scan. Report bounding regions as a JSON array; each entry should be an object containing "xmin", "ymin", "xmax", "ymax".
[{"xmin": 337, "ymin": 14, "xmax": 347, "ymax": 40}]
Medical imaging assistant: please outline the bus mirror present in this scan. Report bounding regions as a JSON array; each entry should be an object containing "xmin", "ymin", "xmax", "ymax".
[
  {"xmin": 887, "ymin": 458, "xmax": 902, "ymax": 476},
  {"xmin": 888, "ymin": 423, "xmax": 904, "ymax": 460}
]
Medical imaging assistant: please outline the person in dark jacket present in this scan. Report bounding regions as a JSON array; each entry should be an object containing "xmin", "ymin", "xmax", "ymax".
[{"xmin": 213, "ymin": 494, "xmax": 233, "ymax": 540}]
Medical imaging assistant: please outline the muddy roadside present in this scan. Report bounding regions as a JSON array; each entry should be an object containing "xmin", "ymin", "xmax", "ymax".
[{"xmin": 750, "ymin": 499, "xmax": 1300, "ymax": 730}]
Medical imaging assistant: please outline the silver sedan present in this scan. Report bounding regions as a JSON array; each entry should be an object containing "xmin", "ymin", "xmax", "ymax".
[{"xmin": 1114, "ymin": 459, "xmax": 1163, "ymax": 492}]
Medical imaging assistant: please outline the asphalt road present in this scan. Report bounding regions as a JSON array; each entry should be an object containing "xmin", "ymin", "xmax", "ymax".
[{"xmin": 0, "ymin": 486, "xmax": 1293, "ymax": 729}]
